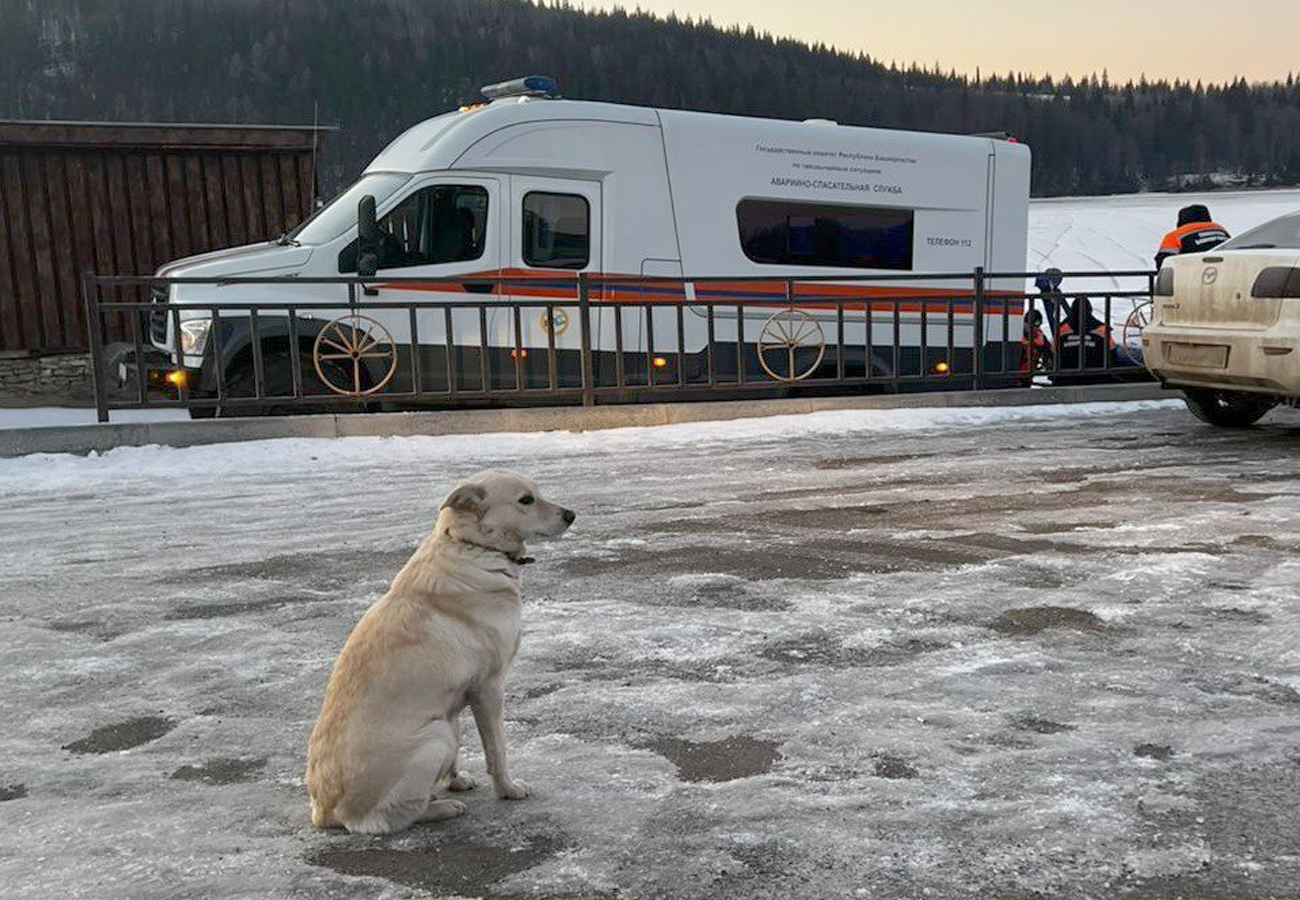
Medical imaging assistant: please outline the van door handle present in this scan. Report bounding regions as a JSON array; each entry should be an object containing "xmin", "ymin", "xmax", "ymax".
[{"xmin": 462, "ymin": 282, "xmax": 493, "ymax": 294}]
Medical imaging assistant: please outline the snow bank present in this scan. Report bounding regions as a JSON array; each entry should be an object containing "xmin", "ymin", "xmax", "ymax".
[{"xmin": 0, "ymin": 400, "xmax": 1181, "ymax": 493}]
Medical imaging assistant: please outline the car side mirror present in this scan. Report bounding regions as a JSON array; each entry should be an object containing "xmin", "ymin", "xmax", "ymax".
[{"xmin": 357, "ymin": 195, "xmax": 380, "ymax": 278}]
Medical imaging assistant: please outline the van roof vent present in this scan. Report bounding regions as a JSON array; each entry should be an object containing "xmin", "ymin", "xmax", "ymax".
[
  {"xmin": 803, "ymin": 118, "xmax": 838, "ymax": 126},
  {"xmin": 481, "ymin": 76, "xmax": 559, "ymax": 101}
]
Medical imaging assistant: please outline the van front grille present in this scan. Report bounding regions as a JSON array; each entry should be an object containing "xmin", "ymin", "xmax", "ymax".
[{"xmin": 149, "ymin": 284, "xmax": 169, "ymax": 344}]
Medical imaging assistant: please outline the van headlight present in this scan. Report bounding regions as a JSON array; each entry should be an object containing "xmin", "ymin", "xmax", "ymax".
[{"xmin": 179, "ymin": 319, "xmax": 212, "ymax": 355}]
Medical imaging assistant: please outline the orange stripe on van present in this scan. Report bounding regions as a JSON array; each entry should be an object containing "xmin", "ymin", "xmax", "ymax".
[{"xmin": 373, "ymin": 269, "xmax": 1023, "ymax": 314}]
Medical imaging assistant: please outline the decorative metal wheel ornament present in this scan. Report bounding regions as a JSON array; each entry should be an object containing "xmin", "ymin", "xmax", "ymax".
[
  {"xmin": 312, "ymin": 314, "xmax": 398, "ymax": 396},
  {"xmin": 756, "ymin": 308, "xmax": 826, "ymax": 382},
  {"xmin": 1120, "ymin": 300, "xmax": 1153, "ymax": 363}
]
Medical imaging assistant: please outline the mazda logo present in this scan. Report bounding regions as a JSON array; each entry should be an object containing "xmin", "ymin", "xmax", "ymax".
[{"xmin": 1202, "ymin": 267, "xmax": 1219, "ymax": 285}]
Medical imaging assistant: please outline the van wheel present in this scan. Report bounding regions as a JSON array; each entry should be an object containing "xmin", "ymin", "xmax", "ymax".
[
  {"xmin": 218, "ymin": 350, "xmax": 360, "ymax": 417},
  {"xmin": 1182, "ymin": 388, "xmax": 1276, "ymax": 427}
]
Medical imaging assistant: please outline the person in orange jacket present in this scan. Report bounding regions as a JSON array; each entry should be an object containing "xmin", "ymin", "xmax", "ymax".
[
  {"xmin": 1155, "ymin": 204, "xmax": 1230, "ymax": 269},
  {"xmin": 1035, "ymin": 267, "xmax": 1112, "ymax": 370},
  {"xmin": 1019, "ymin": 307, "xmax": 1052, "ymax": 374}
]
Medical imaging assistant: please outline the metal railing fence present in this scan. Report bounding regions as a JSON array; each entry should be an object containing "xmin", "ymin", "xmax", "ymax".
[{"xmin": 82, "ymin": 268, "xmax": 1157, "ymax": 421}]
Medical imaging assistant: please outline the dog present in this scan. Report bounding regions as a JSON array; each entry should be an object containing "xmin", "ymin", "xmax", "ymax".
[{"xmin": 305, "ymin": 469, "xmax": 575, "ymax": 834}]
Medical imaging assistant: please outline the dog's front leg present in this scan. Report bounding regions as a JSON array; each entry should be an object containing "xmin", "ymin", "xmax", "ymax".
[
  {"xmin": 469, "ymin": 681, "xmax": 530, "ymax": 800},
  {"xmin": 447, "ymin": 715, "xmax": 475, "ymax": 792}
]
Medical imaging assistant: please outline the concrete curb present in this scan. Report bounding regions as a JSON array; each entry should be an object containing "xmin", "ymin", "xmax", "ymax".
[{"xmin": 0, "ymin": 383, "xmax": 1173, "ymax": 458}]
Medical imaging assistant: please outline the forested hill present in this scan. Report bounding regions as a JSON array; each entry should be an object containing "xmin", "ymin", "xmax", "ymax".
[{"xmin": 4, "ymin": 0, "xmax": 1300, "ymax": 198}]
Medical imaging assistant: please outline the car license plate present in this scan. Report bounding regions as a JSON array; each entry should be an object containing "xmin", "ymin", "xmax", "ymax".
[{"xmin": 1167, "ymin": 342, "xmax": 1229, "ymax": 368}]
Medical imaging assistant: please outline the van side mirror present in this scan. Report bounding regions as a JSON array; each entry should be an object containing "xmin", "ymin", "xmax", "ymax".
[{"xmin": 357, "ymin": 195, "xmax": 380, "ymax": 278}]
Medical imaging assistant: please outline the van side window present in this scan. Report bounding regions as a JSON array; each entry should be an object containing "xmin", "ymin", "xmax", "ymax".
[
  {"xmin": 522, "ymin": 192, "xmax": 589, "ymax": 269},
  {"xmin": 338, "ymin": 184, "xmax": 488, "ymax": 272},
  {"xmin": 736, "ymin": 199, "xmax": 914, "ymax": 270}
]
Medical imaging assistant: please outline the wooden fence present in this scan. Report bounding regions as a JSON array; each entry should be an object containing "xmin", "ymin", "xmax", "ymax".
[{"xmin": 0, "ymin": 121, "xmax": 332, "ymax": 354}]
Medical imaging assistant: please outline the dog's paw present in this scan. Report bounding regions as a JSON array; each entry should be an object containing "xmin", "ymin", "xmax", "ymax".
[
  {"xmin": 495, "ymin": 779, "xmax": 531, "ymax": 800},
  {"xmin": 420, "ymin": 799, "xmax": 467, "ymax": 822},
  {"xmin": 448, "ymin": 773, "xmax": 477, "ymax": 792}
]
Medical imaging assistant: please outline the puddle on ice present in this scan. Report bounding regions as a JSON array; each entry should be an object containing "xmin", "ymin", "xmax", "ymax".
[
  {"xmin": 873, "ymin": 755, "xmax": 920, "ymax": 779},
  {"xmin": 170, "ymin": 757, "xmax": 267, "ymax": 785},
  {"xmin": 641, "ymin": 736, "xmax": 782, "ymax": 783},
  {"xmin": 1012, "ymin": 715, "xmax": 1077, "ymax": 735},
  {"xmin": 309, "ymin": 833, "xmax": 564, "ymax": 897},
  {"xmin": 1134, "ymin": 743, "xmax": 1175, "ymax": 761},
  {"xmin": 62, "ymin": 715, "xmax": 178, "ymax": 754},
  {"xmin": 989, "ymin": 606, "xmax": 1107, "ymax": 636}
]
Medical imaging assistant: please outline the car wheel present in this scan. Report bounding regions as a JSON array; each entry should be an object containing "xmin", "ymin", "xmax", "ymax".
[{"xmin": 1182, "ymin": 388, "xmax": 1276, "ymax": 427}]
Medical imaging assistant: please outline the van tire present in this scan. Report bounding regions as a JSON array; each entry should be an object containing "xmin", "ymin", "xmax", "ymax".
[
  {"xmin": 1182, "ymin": 388, "xmax": 1276, "ymax": 427},
  {"xmin": 218, "ymin": 350, "xmax": 359, "ymax": 417}
]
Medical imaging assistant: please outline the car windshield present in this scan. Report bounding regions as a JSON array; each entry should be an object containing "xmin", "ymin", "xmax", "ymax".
[
  {"xmin": 288, "ymin": 173, "xmax": 410, "ymax": 244},
  {"xmin": 1218, "ymin": 210, "xmax": 1300, "ymax": 252}
]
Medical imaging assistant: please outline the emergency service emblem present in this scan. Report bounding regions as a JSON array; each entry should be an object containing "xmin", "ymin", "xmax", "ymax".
[{"xmin": 541, "ymin": 308, "xmax": 570, "ymax": 336}]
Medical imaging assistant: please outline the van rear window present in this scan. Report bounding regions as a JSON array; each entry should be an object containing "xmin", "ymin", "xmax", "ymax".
[
  {"xmin": 736, "ymin": 199, "xmax": 914, "ymax": 270},
  {"xmin": 522, "ymin": 193, "xmax": 590, "ymax": 269}
]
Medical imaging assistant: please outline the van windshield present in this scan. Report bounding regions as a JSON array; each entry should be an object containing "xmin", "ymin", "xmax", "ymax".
[{"xmin": 288, "ymin": 173, "xmax": 410, "ymax": 245}]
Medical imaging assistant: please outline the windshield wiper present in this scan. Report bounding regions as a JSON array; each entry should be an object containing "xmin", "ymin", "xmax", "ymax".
[{"xmin": 274, "ymin": 232, "xmax": 301, "ymax": 247}]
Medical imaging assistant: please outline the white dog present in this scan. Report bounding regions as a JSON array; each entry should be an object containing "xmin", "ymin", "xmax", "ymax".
[{"xmin": 305, "ymin": 469, "xmax": 574, "ymax": 834}]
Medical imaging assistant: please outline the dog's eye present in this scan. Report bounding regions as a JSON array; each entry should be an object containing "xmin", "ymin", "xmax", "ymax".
[{"xmin": 519, "ymin": 495, "xmax": 535, "ymax": 505}]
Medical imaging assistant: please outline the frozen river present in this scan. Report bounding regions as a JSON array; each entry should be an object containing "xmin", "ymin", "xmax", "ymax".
[{"xmin": 4, "ymin": 400, "xmax": 1300, "ymax": 899}]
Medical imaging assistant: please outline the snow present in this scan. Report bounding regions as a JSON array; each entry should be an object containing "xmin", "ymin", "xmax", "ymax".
[
  {"xmin": 0, "ymin": 400, "xmax": 1178, "ymax": 493},
  {"xmin": 5, "ymin": 400, "xmax": 1300, "ymax": 899},
  {"xmin": 1026, "ymin": 184, "xmax": 1300, "ymax": 332},
  {"xmin": 1029, "ymin": 188, "xmax": 1300, "ymax": 276},
  {"xmin": 0, "ymin": 406, "xmax": 188, "ymax": 430}
]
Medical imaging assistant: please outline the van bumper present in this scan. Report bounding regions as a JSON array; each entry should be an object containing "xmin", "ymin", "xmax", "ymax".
[{"xmin": 104, "ymin": 341, "xmax": 199, "ymax": 395}]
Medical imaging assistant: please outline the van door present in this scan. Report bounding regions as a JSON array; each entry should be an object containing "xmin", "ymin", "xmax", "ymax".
[
  {"xmin": 506, "ymin": 176, "xmax": 602, "ymax": 387},
  {"xmin": 337, "ymin": 175, "xmax": 501, "ymax": 392}
]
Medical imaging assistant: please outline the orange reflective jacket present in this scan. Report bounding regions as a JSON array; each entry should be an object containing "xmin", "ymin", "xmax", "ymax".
[{"xmin": 1155, "ymin": 221, "xmax": 1230, "ymax": 267}]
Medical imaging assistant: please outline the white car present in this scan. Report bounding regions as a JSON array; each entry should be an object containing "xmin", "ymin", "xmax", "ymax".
[{"xmin": 1143, "ymin": 210, "xmax": 1300, "ymax": 426}]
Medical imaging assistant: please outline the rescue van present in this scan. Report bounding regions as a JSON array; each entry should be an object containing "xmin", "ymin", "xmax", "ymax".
[{"xmin": 146, "ymin": 76, "xmax": 1031, "ymax": 403}]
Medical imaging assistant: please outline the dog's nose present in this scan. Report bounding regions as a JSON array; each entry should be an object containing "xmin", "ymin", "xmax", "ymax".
[{"xmin": 562, "ymin": 509, "xmax": 576, "ymax": 525}]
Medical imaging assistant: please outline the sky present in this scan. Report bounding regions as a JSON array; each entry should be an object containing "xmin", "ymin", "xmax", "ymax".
[{"xmin": 567, "ymin": 0, "xmax": 1300, "ymax": 86}]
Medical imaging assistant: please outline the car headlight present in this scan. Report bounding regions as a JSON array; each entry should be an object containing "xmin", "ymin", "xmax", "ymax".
[{"xmin": 179, "ymin": 319, "xmax": 212, "ymax": 355}]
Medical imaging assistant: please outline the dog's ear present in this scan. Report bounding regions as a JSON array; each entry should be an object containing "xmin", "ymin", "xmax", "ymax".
[{"xmin": 441, "ymin": 483, "xmax": 487, "ymax": 517}]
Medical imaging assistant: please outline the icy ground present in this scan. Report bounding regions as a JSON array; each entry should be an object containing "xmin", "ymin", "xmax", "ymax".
[
  {"xmin": 1029, "ymin": 187, "xmax": 1300, "ymax": 287},
  {"xmin": 5, "ymin": 400, "xmax": 1300, "ymax": 899}
]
